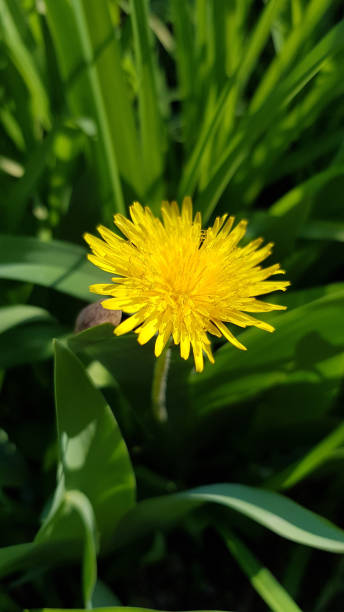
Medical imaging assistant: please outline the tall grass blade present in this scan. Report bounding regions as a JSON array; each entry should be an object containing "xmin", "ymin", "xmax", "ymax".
[
  {"xmin": 130, "ymin": 0, "xmax": 165, "ymax": 209},
  {"xmin": 0, "ymin": 0, "xmax": 50, "ymax": 126},
  {"xmin": 218, "ymin": 524, "xmax": 302, "ymax": 612},
  {"xmin": 69, "ymin": 0, "xmax": 125, "ymax": 215},
  {"xmin": 266, "ymin": 421, "xmax": 344, "ymax": 491}
]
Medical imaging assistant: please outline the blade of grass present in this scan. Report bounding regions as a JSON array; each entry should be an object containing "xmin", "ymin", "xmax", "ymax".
[
  {"xmin": 223, "ymin": 0, "xmax": 288, "ymax": 131},
  {"xmin": 301, "ymin": 220, "xmax": 344, "ymax": 242},
  {"xmin": 265, "ymin": 165, "xmax": 344, "ymax": 256},
  {"xmin": 291, "ymin": 0, "xmax": 303, "ymax": 26},
  {"xmin": 70, "ymin": 0, "xmax": 125, "ymax": 216},
  {"xmin": 251, "ymin": 0, "xmax": 331, "ymax": 111},
  {"xmin": 218, "ymin": 524, "xmax": 302, "ymax": 612},
  {"xmin": 0, "ymin": 0, "xmax": 50, "ymax": 126},
  {"xmin": 265, "ymin": 421, "xmax": 344, "ymax": 491},
  {"xmin": 130, "ymin": 0, "xmax": 165, "ymax": 209},
  {"xmin": 76, "ymin": 0, "xmax": 144, "ymax": 199},
  {"xmin": 178, "ymin": 0, "xmax": 287, "ymax": 202},
  {"xmin": 234, "ymin": 71, "xmax": 344, "ymax": 205},
  {"xmin": 170, "ymin": 0, "xmax": 196, "ymax": 145},
  {"xmin": 5, "ymin": 119, "xmax": 63, "ymax": 231},
  {"xmin": 65, "ymin": 490, "xmax": 98, "ymax": 609},
  {"xmin": 198, "ymin": 18, "xmax": 344, "ymax": 220},
  {"xmin": 283, "ymin": 546, "xmax": 311, "ymax": 600}
]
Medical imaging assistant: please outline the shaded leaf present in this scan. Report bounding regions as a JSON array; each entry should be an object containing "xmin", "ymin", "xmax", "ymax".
[
  {"xmin": 0, "ymin": 235, "xmax": 107, "ymax": 300},
  {"xmin": 115, "ymin": 482, "xmax": 344, "ymax": 553}
]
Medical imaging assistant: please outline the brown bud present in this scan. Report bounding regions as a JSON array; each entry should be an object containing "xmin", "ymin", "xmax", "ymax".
[{"xmin": 74, "ymin": 300, "xmax": 122, "ymax": 333}]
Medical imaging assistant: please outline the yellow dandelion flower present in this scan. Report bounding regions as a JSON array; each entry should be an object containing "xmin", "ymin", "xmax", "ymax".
[{"xmin": 84, "ymin": 197, "xmax": 290, "ymax": 372}]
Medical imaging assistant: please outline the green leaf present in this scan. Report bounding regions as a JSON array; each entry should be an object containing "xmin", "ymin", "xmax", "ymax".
[
  {"xmin": 0, "ymin": 321, "xmax": 66, "ymax": 368},
  {"xmin": 64, "ymin": 490, "xmax": 98, "ymax": 608},
  {"xmin": 115, "ymin": 483, "xmax": 344, "ymax": 553},
  {"xmin": 0, "ymin": 541, "xmax": 65, "ymax": 580},
  {"xmin": 301, "ymin": 219, "xmax": 344, "ymax": 242},
  {"xmin": 45, "ymin": 0, "xmax": 143, "ymax": 215},
  {"xmin": 37, "ymin": 341, "xmax": 135, "ymax": 552},
  {"xmin": 0, "ymin": 235, "xmax": 108, "ymax": 300},
  {"xmin": 29, "ymin": 608, "xmax": 228, "ymax": 612},
  {"xmin": 178, "ymin": 0, "xmax": 288, "ymax": 202},
  {"xmin": 68, "ymin": 324, "xmax": 155, "ymax": 411},
  {"xmin": 191, "ymin": 288, "xmax": 344, "ymax": 414},
  {"xmin": 5, "ymin": 122, "xmax": 62, "ymax": 231},
  {"xmin": 218, "ymin": 525, "xmax": 302, "ymax": 612},
  {"xmin": 198, "ymin": 17, "xmax": 344, "ymax": 220},
  {"xmin": 0, "ymin": 0, "xmax": 50, "ymax": 126},
  {"xmin": 266, "ymin": 421, "xmax": 344, "ymax": 491},
  {"xmin": 0, "ymin": 428, "xmax": 27, "ymax": 488},
  {"xmin": 130, "ymin": 0, "xmax": 165, "ymax": 208},
  {"xmin": 251, "ymin": 0, "xmax": 331, "ymax": 111},
  {"xmin": 69, "ymin": 0, "xmax": 124, "ymax": 215},
  {"xmin": 266, "ymin": 165, "xmax": 344, "ymax": 257},
  {"xmin": 0, "ymin": 340, "xmax": 136, "ymax": 581},
  {"xmin": 91, "ymin": 579, "xmax": 121, "ymax": 607},
  {"xmin": 0, "ymin": 305, "xmax": 54, "ymax": 335},
  {"xmin": 170, "ymin": 0, "xmax": 196, "ymax": 144}
]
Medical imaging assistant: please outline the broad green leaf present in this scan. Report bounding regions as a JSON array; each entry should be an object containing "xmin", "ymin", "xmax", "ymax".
[
  {"xmin": 254, "ymin": 282, "xmax": 344, "ymax": 314},
  {"xmin": 0, "ymin": 305, "xmax": 54, "ymax": 335},
  {"xmin": 218, "ymin": 525, "xmax": 302, "ymax": 612},
  {"xmin": 0, "ymin": 540, "xmax": 70, "ymax": 580},
  {"xmin": 64, "ymin": 490, "xmax": 98, "ymax": 608},
  {"xmin": 36, "ymin": 341, "xmax": 135, "ymax": 551},
  {"xmin": 30, "ymin": 608, "xmax": 227, "ymax": 612},
  {"xmin": 91, "ymin": 579, "xmax": 121, "ymax": 607},
  {"xmin": 0, "ymin": 321, "xmax": 66, "ymax": 368},
  {"xmin": 114, "ymin": 483, "xmax": 344, "ymax": 553},
  {"xmin": 0, "ymin": 492, "xmax": 97, "ymax": 604},
  {"xmin": 0, "ymin": 235, "xmax": 108, "ymax": 300},
  {"xmin": 191, "ymin": 288, "xmax": 344, "ymax": 414},
  {"xmin": 0, "ymin": 341, "xmax": 135, "ymax": 579},
  {"xmin": 68, "ymin": 324, "xmax": 155, "ymax": 411}
]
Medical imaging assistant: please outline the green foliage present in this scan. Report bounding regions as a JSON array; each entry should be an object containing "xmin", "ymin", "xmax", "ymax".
[{"xmin": 1, "ymin": 0, "xmax": 344, "ymax": 610}]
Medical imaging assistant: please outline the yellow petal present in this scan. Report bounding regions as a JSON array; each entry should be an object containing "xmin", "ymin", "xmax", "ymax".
[
  {"xmin": 136, "ymin": 319, "xmax": 159, "ymax": 345},
  {"xmin": 192, "ymin": 339, "xmax": 204, "ymax": 372},
  {"xmin": 180, "ymin": 331, "xmax": 191, "ymax": 360},
  {"xmin": 114, "ymin": 311, "xmax": 146, "ymax": 335},
  {"xmin": 215, "ymin": 321, "xmax": 247, "ymax": 351},
  {"xmin": 155, "ymin": 321, "xmax": 172, "ymax": 357}
]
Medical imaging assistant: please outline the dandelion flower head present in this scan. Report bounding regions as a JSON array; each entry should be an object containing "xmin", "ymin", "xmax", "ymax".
[{"xmin": 84, "ymin": 198, "xmax": 290, "ymax": 372}]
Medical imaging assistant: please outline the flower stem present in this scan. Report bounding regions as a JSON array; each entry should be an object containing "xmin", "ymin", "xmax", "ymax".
[{"xmin": 151, "ymin": 343, "xmax": 171, "ymax": 423}]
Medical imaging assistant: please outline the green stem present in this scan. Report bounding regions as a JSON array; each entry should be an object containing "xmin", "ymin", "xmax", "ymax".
[{"xmin": 151, "ymin": 343, "xmax": 171, "ymax": 423}]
